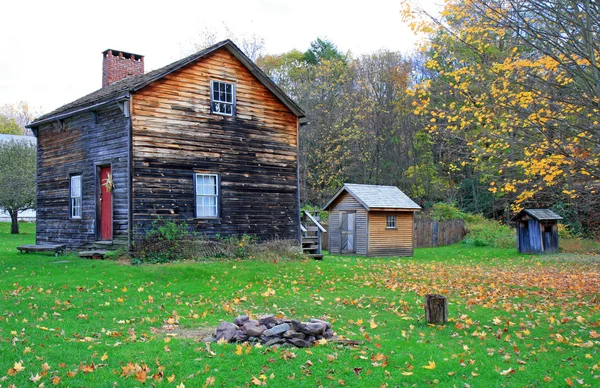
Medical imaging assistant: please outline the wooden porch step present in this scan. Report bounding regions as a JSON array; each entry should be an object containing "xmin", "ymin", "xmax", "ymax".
[
  {"xmin": 303, "ymin": 254, "xmax": 324, "ymax": 260},
  {"xmin": 78, "ymin": 250, "xmax": 109, "ymax": 260},
  {"xmin": 302, "ymin": 244, "xmax": 318, "ymax": 250},
  {"xmin": 17, "ymin": 244, "xmax": 66, "ymax": 257}
]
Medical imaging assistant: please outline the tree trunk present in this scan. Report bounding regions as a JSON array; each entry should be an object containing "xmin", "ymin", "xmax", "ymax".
[
  {"xmin": 10, "ymin": 210, "xmax": 19, "ymax": 234},
  {"xmin": 425, "ymin": 294, "xmax": 448, "ymax": 324}
]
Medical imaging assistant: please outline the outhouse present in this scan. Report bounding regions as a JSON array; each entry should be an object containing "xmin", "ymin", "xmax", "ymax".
[
  {"xmin": 323, "ymin": 184, "xmax": 421, "ymax": 257},
  {"xmin": 511, "ymin": 209, "xmax": 562, "ymax": 254}
]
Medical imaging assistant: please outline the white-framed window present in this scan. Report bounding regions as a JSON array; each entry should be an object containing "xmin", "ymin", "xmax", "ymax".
[
  {"xmin": 210, "ymin": 80, "xmax": 235, "ymax": 116},
  {"xmin": 195, "ymin": 173, "xmax": 219, "ymax": 218},
  {"xmin": 70, "ymin": 175, "xmax": 82, "ymax": 219},
  {"xmin": 386, "ymin": 215, "xmax": 396, "ymax": 229}
]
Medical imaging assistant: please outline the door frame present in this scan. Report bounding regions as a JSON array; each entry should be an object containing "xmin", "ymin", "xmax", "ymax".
[
  {"xmin": 95, "ymin": 162, "xmax": 113, "ymax": 241},
  {"xmin": 340, "ymin": 211, "xmax": 356, "ymax": 254}
]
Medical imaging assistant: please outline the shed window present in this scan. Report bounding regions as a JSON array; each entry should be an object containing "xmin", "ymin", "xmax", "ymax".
[
  {"xmin": 195, "ymin": 173, "xmax": 219, "ymax": 218},
  {"xmin": 70, "ymin": 175, "xmax": 82, "ymax": 219},
  {"xmin": 211, "ymin": 80, "xmax": 235, "ymax": 116},
  {"xmin": 386, "ymin": 215, "xmax": 396, "ymax": 229}
]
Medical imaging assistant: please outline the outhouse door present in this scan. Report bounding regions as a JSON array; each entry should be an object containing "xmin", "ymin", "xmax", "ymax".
[{"xmin": 340, "ymin": 212, "xmax": 356, "ymax": 253}]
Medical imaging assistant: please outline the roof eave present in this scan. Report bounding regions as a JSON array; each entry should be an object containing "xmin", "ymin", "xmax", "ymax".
[{"xmin": 27, "ymin": 93, "xmax": 131, "ymax": 128}]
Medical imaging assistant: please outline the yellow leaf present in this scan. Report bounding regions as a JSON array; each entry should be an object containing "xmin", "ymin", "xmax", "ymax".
[
  {"xmin": 235, "ymin": 345, "xmax": 243, "ymax": 356},
  {"xmin": 369, "ymin": 319, "xmax": 378, "ymax": 329},
  {"xmin": 14, "ymin": 361, "xmax": 25, "ymax": 373},
  {"xmin": 101, "ymin": 352, "xmax": 108, "ymax": 361},
  {"xmin": 402, "ymin": 371, "xmax": 413, "ymax": 376},
  {"xmin": 176, "ymin": 383, "xmax": 186, "ymax": 388},
  {"xmin": 167, "ymin": 374, "xmax": 176, "ymax": 383},
  {"xmin": 422, "ymin": 361, "xmax": 436, "ymax": 370},
  {"xmin": 204, "ymin": 376, "xmax": 216, "ymax": 387}
]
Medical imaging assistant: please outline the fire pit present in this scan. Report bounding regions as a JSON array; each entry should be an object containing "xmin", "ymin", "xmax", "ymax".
[{"xmin": 215, "ymin": 314, "xmax": 334, "ymax": 348}]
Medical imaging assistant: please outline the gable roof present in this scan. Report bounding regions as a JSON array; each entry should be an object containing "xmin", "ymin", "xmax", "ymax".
[
  {"xmin": 323, "ymin": 183, "xmax": 421, "ymax": 211},
  {"xmin": 28, "ymin": 40, "xmax": 304, "ymax": 128},
  {"xmin": 511, "ymin": 208, "xmax": 562, "ymax": 222}
]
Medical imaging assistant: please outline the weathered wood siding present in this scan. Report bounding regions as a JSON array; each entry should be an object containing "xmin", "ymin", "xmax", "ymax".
[
  {"xmin": 131, "ymin": 47, "xmax": 299, "ymax": 241},
  {"xmin": 36, "ymin": 105, "xmax": 130, "ymax": 248},
  {"xmin": 327, "ymin": 192, "xmax": 368, "ymax": 255},
  {"xmin": 367, "ymin": 211, "xmax": 414, "ymax": 257}
]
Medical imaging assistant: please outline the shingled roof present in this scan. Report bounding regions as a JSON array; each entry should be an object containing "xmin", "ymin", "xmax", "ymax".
[
  {"xmin": 323, "ymin": 184, "xmax": 421, "ymax": 211},
  {"xmin": 511, "ymin": 208, "xmax": 562, "ymax": 221},
  {"xmin": 28, "ymin": 40, "xmax": 304, "ymax": 128}
]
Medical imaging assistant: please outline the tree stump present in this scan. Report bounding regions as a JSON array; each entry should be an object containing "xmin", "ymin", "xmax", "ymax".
[{"xmin": 425, "ymin": 294, "xmax": 448, "ymax": 324}]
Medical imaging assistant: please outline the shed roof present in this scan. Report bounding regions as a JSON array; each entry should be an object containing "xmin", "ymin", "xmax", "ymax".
[
  {"xmin": 28, "ymin": 40, "xmax": 304, "ymax": 128},
  {"xmin": 323, "ymin": 184, "xmax": 421, "ymax": 211},
  {"xmin": 511, "ymin": 208, "xmax": 562, "ymax": 221}
]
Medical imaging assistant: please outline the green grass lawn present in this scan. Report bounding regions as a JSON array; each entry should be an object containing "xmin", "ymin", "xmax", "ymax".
[{"xmin": 0, "ymin": 222, "xmax": 599, "ymax": 387}]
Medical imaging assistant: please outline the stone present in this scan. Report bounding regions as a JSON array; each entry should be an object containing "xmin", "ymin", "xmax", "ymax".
[
  {"xmin": 307, "ymin": 336, "xmax": 316, "ymax": 344},
  {"xmin": 309, "ymin": 318, "xmax": 332, "ymax": 329},
  {"xmin": 259, "ymin": 314, "xmax": 277, "ymax": 327},
  {"xmin": 234, "ymin": 315, "xmax": 250, "ymax": 326},
  {"xmin": 293, "ymin": 321, "xmax": 326, "ymax": 336},
  {"xmin": 245, "ymin": 324, "xmax": 267, "ymax": 337},
  {"xmin": 323, "ymin": 328, "xmax": 334, "ymax": 339},
  {"xmin": 287, "ymin": 338, "xmax": 310, "ymax": 348},
  {"xmin": 232, "ymin": 330, "xmax": 248, "ymax": 342},
  {"xmin": 283, "ymin": 330, "xmax": 306, "ymax": 339},
  {"xmin": 264, "ymin": 337, "xmax": 286, "ymax": 347},
  {"xmin": 242, "ymin": 320, "xmax": 259, "ymax": 333},
  {"xmin": 263, "ymin": 323, "xmax": 290, "ymax": 337},
  {"xmin": 215, "ymin": 321, "xmax": 238, "ymax": 342}
]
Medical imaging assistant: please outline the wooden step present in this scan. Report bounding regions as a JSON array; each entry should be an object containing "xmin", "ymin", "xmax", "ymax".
[
  {"xmin": 17, "ymin": 244, "xmax": 66, "ymax": 257},
  {"xmin": 303, "ymin": 254, "xmax": 324, "ymax": 260},
  {"xmin": 302, "ymin": 245, "xmax": 318, "ymax": 250},
  {"xmin": 78, "ymin": 250, "xmax": 109, "ymax": 260}
]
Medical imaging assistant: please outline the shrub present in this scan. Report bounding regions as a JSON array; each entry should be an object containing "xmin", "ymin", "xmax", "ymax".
[
  {"xmin": 430, "ymin": 203, "xmax": 466, "ymax": 221},
  {"xmin": 462, "ymin": 214, "xmax": 514, "ymax": 248},
  {"xmin": 133, "ymin": 218, "xmax": 194, "ymax": 264}
]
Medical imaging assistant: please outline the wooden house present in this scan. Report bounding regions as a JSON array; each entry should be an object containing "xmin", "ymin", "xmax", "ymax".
[
  {"xmin": 511, "ymin": 208, "xmax": 562, "ymax": 254},
  {"xmin": 26, "ymin": 40, "xmax": 304, "ymax": 250},
  {"xmin": 323, "ymin": 184, "xmax": 421, "ymax": 257}
]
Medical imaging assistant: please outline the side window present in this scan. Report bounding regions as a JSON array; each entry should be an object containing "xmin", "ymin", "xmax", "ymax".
[
  {"xmin": 195, "ymin": 173, "xmax": 219, "ymax": 218},
  {"xmin": 386, "ymin": 215, "xmax": 396, "ymax": 229},
  {"xmin": 210, "ymin": 80, "xmax": 235, "ymax": 116},
  {"xmin": 70, "ymin": 175, "xmax": 82, "ymax": 219}
]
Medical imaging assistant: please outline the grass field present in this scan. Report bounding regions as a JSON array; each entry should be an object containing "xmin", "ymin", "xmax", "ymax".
[{"xmin": 0, "ymin": 222, "xmax": 599, "ymax": 387}]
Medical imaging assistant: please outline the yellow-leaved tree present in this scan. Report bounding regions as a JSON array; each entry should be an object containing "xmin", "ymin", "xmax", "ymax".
[{"xmin": 402, "ymin": 0, "xmax": 600, "ymax": 234}]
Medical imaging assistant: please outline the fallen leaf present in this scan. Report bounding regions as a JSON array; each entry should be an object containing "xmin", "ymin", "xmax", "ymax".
[{"xmin": 422, "ymin": 361, "xmax": 436, "ymax": 370}]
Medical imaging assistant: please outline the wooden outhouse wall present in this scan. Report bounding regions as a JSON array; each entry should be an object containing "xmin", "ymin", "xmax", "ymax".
[
  {"xmin": 130, "ymin": 47, "xmax": 299, "ymax": 241},
  {"xmin": 36, "ymin": 105, "xmax": 130, "ymax": 248},
  {"xmin": 367, "ymin": 211, "xmax": 414, "ymax": 257},
  {"xmin": 327, "ymin": 192, "xmax": 368, "ymax": 255}
]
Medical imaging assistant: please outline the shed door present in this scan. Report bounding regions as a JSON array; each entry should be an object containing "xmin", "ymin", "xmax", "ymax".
[
  {"xmin": 340, "ymin": 212, "xmax": 356, "ymax": 253},
  {"xmin": 99, "ymin": 166, "xmax": 113, "ymax": 241}
]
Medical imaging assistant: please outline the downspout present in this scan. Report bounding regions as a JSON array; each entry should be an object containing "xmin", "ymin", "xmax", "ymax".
[
  {"xmin": 296, "ymin": 117, "xmax": 302, "ymax": 245},
  {"xmin": 126, "ymin": 94, "xmax": 133, "ymax": 252}
]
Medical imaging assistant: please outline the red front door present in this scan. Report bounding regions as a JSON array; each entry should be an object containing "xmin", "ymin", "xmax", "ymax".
[{"xmin": 100, "ymin": 166, "xmax": 113, "ymax": 240}]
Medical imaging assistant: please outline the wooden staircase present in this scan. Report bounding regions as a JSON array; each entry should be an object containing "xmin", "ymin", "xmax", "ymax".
[{"xmin": 301, "ymin": 211, "xmax": 327, "ymax": 260}]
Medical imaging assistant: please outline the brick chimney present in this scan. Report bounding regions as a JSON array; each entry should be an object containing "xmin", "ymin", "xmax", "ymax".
[{"xmin": 102, "ymin": 49, "xmax": 144, "ymax": 87}]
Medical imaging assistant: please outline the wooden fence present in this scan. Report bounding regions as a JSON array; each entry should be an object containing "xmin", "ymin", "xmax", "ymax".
[
  {"xmin": 414, "ymin": 218, "xmax": 467, "ymax": 248},
  {"xmin": 316, "ymin": 218, "xmax": 465, "ymax": 251}
]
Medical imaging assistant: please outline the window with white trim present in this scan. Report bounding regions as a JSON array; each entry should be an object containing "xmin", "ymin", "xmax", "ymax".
[
  {"xmin": 386, "ymin": 215, "xmax": 396, "ymax": 229},
  {"xmin": 70, "ymin": 175, "xmax": 82, "ymax": 219},
  {"xmin": 195, "ymin": 173, "xmax": 219, "ymax": 218},
  {"xmin": 211, "ymin": 80, "xmax": 235, "ymax": 116}
]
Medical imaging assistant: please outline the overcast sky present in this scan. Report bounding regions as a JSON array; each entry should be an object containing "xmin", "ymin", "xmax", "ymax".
[{"xmin": 1, "ymin": 0, "xmax": 439, "ymax": 114}]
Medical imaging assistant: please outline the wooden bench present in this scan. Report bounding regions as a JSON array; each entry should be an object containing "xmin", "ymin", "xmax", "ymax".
[
  {"xmin": 17, "ymin": 244, "xmax": 67, "ymax": 257},
  {"xmin": 78, "ymin": 251, "xmax": 109, "ymax": 260}
]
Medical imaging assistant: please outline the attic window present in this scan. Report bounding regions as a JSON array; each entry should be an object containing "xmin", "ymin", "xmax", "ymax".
[{"xmin": 211, "ymin": 80, "xmax": 235, "ymax": 116}]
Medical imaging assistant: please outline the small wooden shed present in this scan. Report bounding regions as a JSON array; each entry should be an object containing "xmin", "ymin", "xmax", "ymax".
[
  {"xmin": 323, "ymin": 184, "xmax": 421, "ymax": 257},
  {"xmin": 511, "ymin": 209, "xmax": 562, "ymax": 254}
]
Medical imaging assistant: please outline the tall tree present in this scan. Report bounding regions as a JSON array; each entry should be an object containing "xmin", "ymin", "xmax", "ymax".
[
  {"xmin": 0, "ymin": 101, "xmax": 42, "ymax": 136},
  {"xmin": 403, "ymin": 0, "xmax": 600, "ymax": 233},
  {"xmin": 0, "ymin": 139, "xmax": 36, "ymax": 234}
]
